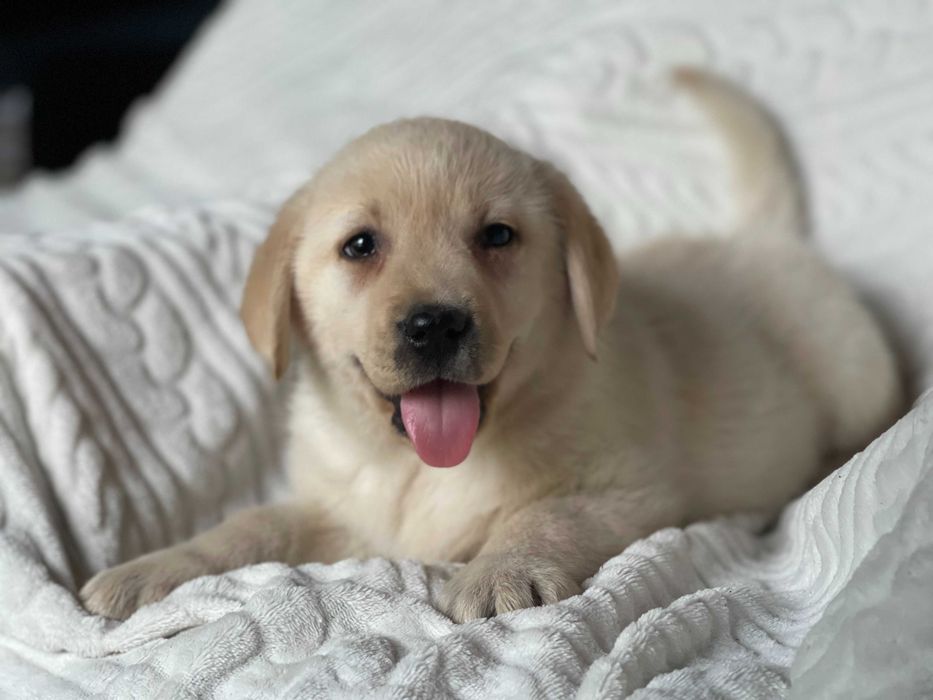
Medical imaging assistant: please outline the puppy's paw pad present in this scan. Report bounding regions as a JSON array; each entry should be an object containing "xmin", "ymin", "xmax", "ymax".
[
  {"xmin": 441, "ymin": 553, "xmax": 580, "ymax": 623},
  {"xmin": 79, "ymin": 551, "xmax": 202, "ymax": 620}
]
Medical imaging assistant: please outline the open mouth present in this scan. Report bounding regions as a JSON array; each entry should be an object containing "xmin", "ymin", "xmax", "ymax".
[
  {"xmin": 391, "ymin": 380, "xmax": 486, "ymax": 468},
  {"xmin": 352, "ymin": 357, "xmax": 491, "ymax": 469},
  {"xmin": 387, "ymin": 381, "xmax": 489, "ymax": 468}
]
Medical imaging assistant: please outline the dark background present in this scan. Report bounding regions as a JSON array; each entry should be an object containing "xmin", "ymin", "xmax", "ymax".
[{"xmin": 0, "ymin": 0, "xmax": 219, "ymax": 178}]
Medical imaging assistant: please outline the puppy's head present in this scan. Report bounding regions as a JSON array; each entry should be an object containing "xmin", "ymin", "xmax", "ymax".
[{"xmin": 241, "ymin": 118, "xmax": 618, "ymax": 467}]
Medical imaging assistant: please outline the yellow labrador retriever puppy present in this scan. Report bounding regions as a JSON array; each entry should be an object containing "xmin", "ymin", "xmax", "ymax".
[{"xmin": 81, "ymin": 70, "xmax": 902, "ymax": 622}]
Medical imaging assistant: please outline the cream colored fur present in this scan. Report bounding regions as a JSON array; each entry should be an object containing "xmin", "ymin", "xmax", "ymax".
[{"xmin": 81, "ymin": 69, "xmax": 902, "ymax": 623}]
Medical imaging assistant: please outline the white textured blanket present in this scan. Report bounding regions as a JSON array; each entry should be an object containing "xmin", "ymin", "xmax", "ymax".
[{"xmin": 1, "ymin": 1, "xmax": 932, "ymax": 697}]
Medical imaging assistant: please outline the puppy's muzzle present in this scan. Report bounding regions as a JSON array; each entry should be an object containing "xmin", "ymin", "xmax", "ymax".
[{"xmin": 397, "ymin": 303, "xmax": 474, "ymax": 369}]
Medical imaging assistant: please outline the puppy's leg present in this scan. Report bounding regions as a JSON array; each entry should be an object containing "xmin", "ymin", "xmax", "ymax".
[
  {"xmin": 441, "ymin": 488, "xmax": 683, "ymax": 622},
  {"xmin": 80, "ymin": 502, "xmax": 350, "ymax": 620}
]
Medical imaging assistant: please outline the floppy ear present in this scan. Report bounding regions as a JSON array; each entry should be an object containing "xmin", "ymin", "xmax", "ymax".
[
  {"xmin": 544, "ymin": 163, "xmax": 620, "ymax": 359},
  {"xmin": 240, "ymin": 197, "xmax": 302, "ymax": 379}
]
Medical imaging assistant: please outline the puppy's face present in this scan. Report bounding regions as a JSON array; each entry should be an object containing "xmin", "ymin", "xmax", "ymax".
[
  {"xmin": 297, "ymin": 121, "xmax": 558, "ymax": 398},
  {"xmin": 241, "ymin": 119, "xmax": 618, "ymax": 467}
]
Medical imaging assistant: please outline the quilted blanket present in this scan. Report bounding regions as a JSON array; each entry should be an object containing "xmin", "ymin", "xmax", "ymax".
[{"xmin": 1, "ymin": 1, "xmax": 932, "ymax": 697}]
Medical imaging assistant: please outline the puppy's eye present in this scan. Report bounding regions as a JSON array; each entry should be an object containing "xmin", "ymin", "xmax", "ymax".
[
  {"xmin": 481, "ymin": 223, "xmax": 515, "ymax": 248},
  {"xmin": 342, "ymin": 231, "xmax": 377, "ymax": 259}
]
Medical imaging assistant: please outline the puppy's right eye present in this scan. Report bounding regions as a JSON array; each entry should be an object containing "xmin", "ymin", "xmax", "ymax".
[
  {"xmin": 481, "ymin": 223, "xmax": 515, "ymax": 248},
  {"xmin": 342, "ymin": 231, "xmax": 377, "ymax": 259}
]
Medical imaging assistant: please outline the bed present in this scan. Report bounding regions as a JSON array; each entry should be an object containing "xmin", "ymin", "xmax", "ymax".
[{"xmin": 1, "ymin": 1, "xmax": 931, "ymax": 697}]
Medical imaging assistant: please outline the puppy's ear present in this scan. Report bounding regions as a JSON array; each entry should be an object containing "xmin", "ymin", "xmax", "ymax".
[
  {"xmin": 240, "ymin": 196, "xmax": 303, "ymax": 379},
  {"xmin": 543, "ymin": 163, "xmax": 620, "ymax": 358}
]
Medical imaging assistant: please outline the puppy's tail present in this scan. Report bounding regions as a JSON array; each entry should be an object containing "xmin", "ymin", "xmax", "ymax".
[{"xmin": 673, "ymin": 67, "xmax": 807, "ymax": 240}]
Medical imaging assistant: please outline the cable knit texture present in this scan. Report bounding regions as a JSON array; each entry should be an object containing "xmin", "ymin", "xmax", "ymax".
[{"xmin": 0, "ymin": 1, "xmax": 932, "ymax": 697}]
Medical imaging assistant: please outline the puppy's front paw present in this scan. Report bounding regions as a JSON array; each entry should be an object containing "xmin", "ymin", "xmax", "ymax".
[
  {"xmin": 80, "ymin": 549, "xmax": 207, "ymax": 620},
  {"xmin": 441, "ymin": 553, "xmax": 581, "ymax": 623}
]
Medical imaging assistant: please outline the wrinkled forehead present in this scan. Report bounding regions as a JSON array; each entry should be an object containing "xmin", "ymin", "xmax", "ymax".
[{"xmin": 313, "ymin": 120, "xmax": 550, "ymax": 234}]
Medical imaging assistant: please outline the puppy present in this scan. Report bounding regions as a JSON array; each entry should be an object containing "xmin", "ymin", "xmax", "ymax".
[{"xmin": 81, "ymin": 69, "xmax": 902, "ymax": 623}]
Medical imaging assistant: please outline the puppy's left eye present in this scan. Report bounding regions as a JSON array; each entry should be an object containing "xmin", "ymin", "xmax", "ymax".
[
  {"xmin": 342, "ymin": 231, "xmax": 377, "ymax": 259},
  {"xmin": 481, "ymin": 223, "xmax": 515, "ymax": 248}
]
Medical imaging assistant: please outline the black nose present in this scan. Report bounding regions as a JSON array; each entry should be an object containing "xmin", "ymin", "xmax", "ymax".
[{"xmin": 400, "ymin": 304, "xmax": 472, "ymax": 355}]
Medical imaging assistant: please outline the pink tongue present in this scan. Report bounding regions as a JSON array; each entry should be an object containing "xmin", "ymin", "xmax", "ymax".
[{"xmin": 400, "ymin": 380, "xmax": 480, "ymax": 468}]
